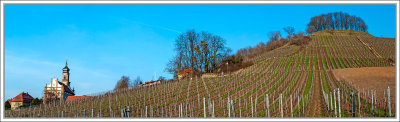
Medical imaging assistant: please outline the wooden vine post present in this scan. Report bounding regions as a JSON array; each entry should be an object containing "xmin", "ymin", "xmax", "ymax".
[
  {"xmin": 358, "ymin": 92, "xmax": 361, "ymax": 117},
  {"xmin": 387, "ymin": 86, "xmax": 391, "ymax": 117},
  {"xmin": 338, "ymin": 88, "xmax": 341, "ymax": 118},
  {"xmin": 266, "ymin": 94, "xmax": 270, "ymax": 117},
  {"xmin": 334, "ymin": 89, "xmax": 337, "ymax": 117},
  {"xmin": 280, "ymin": 94, "xmax": 283, "ymax": 118},
  {"xmin": 290, "ymin": 95, "xmax": 293, "ymax": 117},
  {"xmin": 203, "ymin": 97, "xmax": 206, "ymax": 118},
  {"xmin": 371, "ymin": 90, "xmax": 374, "ymax": 117},
  {"xmin": 351, "ymin": 92, "xmax": 355, "ymax": 117}
]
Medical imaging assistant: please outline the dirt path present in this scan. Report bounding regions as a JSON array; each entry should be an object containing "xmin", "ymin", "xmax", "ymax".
[
  {"xmin": 306, "ymin": 71, "xmax": 323, "ymax": 117},
  {"xmin": 356, "ymin": 36, "xmax": 395, "ymax": 66}
]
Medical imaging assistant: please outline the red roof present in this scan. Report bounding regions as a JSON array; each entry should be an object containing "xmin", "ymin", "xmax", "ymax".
[
  {"xmin": 58, "ymin": 82, "xmax": 75, "ymax": 95},
  {"xmin": 66, "ymin": 95, "xmax": 90, "ymax": 102},
  {"xmin": 10, "ymin": 92, "xmax": 34, "ymax": 103},
  {"xmin": 177, "ymin": 69, "xmax": 192, "ymax": 75}
]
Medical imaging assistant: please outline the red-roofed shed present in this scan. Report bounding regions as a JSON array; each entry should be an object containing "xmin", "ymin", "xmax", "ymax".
[
  {"xmin": 177, "ymin": 69, "xmax": 192, "ymax": 80},
  {"xmin": 66, "ymin": 95, "xmax": 90, "ymax": 102}
]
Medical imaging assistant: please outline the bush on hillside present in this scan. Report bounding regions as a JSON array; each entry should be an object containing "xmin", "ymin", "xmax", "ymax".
[
  {"xmin": 292, "ymin": 36, "xmax": 311, "ymax": 46},
  {"xmin": 217, "ymin": 55, "xmax": 253, "ymax": 74}
]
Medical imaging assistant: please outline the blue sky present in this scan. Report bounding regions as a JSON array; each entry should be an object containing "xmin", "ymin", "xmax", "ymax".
[{"xmin": 4, "ymin": 5, "xmax": 395, "ymax": 100}]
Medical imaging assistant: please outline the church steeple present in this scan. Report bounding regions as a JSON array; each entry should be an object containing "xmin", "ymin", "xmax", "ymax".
[
  {"xmin": 63, "ymin": 58, "xmax": 70, "ymax": 72},
  {"xmin": 62, "ymin": 58, "xmax": 70, "ymax": 86}
]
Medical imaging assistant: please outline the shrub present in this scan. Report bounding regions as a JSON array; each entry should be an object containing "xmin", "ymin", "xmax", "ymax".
[
  {"xmin": 217, "ymin": 55, "xmax": 253, "ymax": 74},
  {"xmin": 30, "ymin": 98, "xmax": 41, "ymax": 106},
  {"xmin": 4, "ymin": 101, "xmax": 11, "ymax": 110},
  {"xmin": 291, "ymin": 36, "xmax": 311, "ymax": 46}
]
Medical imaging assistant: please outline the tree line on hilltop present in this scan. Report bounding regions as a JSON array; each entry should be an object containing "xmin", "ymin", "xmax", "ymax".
[{"xmin": 306, "ymin": 11, "xmax": 368, "ymax": 34}]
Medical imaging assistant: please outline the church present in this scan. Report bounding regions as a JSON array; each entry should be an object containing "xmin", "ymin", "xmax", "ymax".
[{"xmin": 43, "ymin": 60, "xmax": 75, "ymax": 103}]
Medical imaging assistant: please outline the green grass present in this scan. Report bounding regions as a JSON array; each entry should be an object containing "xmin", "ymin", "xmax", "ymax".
[
  {"xmin": 331, "ymin": 58, "xmax": 338, "ymax": 69},
  {"xmin": 296, "ymin": 56, "xmax": 301, "ymax": 71},
  {"xmin": 294, "ymin": 70, "xmax": 314, "ymax": 116},
  {"xmin": 355, "ymin": 58, "xmax": 362, "ymax": 67},
  {"xmin": 320, "ymin": 71, "xmax": 330, "ymax": 93},
  {"xmin": 338, "ymin": 58, "xmax": 347, "ymax": 68},
  {"xmin": 304, "ymin": 70, "xmax": 313, "ymax": 96},
  {"xmin": 286, "ymin": 56, "xmax": 293, "ymax": 71},
  {"xmin": 283, "ymin": 71, "xmax": 301, "ymax": 99},
  {"xmin": 346, "ymin": 58, "xmax": 355, "ymax": 68},
  {"xmin": 305, "ymin": 57, "xmax": 310, "ymax": 71},
  {"xmin": 267, "ymin": 72, "xmax": 289, "ymax": 94},
  {"xmin": 323, "ymin": 58, "xmax": 328, "ymax": 69}
]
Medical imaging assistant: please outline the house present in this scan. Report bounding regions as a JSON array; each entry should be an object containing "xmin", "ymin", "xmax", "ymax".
[
  {"xmin": 177, "ymin": 69, "xmax": 192, "ymax": 80},
  {"xmin": 9, "ymin": 92, "xmax": 34, "ymax": 110}
]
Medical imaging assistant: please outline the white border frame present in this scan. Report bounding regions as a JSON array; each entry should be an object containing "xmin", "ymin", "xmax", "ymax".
[
  {"xmin": 1, "ymin": 0, "xmax": 399, "ymax": 122},
  {"xmin": 0, "ymin": 1, "xmax": 399, "ymax": 4}
]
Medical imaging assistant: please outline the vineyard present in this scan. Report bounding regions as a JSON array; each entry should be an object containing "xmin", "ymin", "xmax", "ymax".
[{"xmin": 5, "ymin": 30, "xmax": 396, "ymax": 118}]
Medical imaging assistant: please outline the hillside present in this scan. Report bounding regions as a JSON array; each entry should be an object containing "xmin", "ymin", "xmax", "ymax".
[{"xmin": 5, "ymin": 30, "xmax": 396, "ymax": 118}]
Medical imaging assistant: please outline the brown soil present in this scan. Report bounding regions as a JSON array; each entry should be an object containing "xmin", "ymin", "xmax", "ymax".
[
  {"xmin": 306, "ymin": 71, "xmax": 323, "ymax": 117},
  {"xmin": 332, "ymin": 67, "xmax": 396, "ymax": 103}
]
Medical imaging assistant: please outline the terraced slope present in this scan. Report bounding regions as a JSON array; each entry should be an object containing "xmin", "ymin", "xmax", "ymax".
[{"xmin": 5, "ymin": 30, "xmax": 395, "ymax": 118}]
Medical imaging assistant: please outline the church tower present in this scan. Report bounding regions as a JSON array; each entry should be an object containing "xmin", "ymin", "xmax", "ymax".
[{"xmin": 61, "ymin": 59, "xmax": 70, "ymax": 86}]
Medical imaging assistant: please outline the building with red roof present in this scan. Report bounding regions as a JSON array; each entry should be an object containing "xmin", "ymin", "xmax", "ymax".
[
  {"xmin": 177, "ymin": 69, "xmax": 192, "ymax": 80},
  {"xmin": 9, "ymin": 92, "xmax": 34, "ymax": 110},
  {"xmin": 66, "ymin": 95, "xmax": 91, "ymax": 102}
]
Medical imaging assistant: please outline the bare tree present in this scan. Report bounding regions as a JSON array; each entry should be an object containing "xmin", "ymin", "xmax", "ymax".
[
  {"xmin": 114, "ymin": 76, "xmax": 131, "ymax": 91},
  {"xmin": 44, "ymin": 90, "xmax": 59, "ymax": 104},
  {"xmin": 210, "ymin": 35, "xmax": 228, "ymax": 73},
  {"xmin": 344, "ymin": 13, "xmax": 350, "ymax": 30},
  {"xmin": 328, "ymin": 13, "xmax": 334, "ymax": 30},
  {"xmin": 334, "ymin": 12, "xmax": 340, "ymax": 30},
  {"xmin": 339, "ymin": 12, "xmax": 344, "ymax": 30},
  {"xmin": 268, "ymin": 31, "xmax": 281, "ymax": 42},
  {"xmin": 187, "ymin": 30, "xmax": 199, "ymax": 72},
  {"xmin": 200, "ymin": 31, "xmax": 211, "ymax": 72},
  {"xmin": 306, "ymin": 26, "xmax": 316, "ymax": 34},
  {"xmin": 131, "ymin": 76, "xmax": 142, "ymax": 88},
  {"xmin": 166, "ymin": 29, "xmax": 230, "ymax": 77},
  {"xmin": 283, "ymin": 26, "xmax": 295, "ymax": 41}
]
